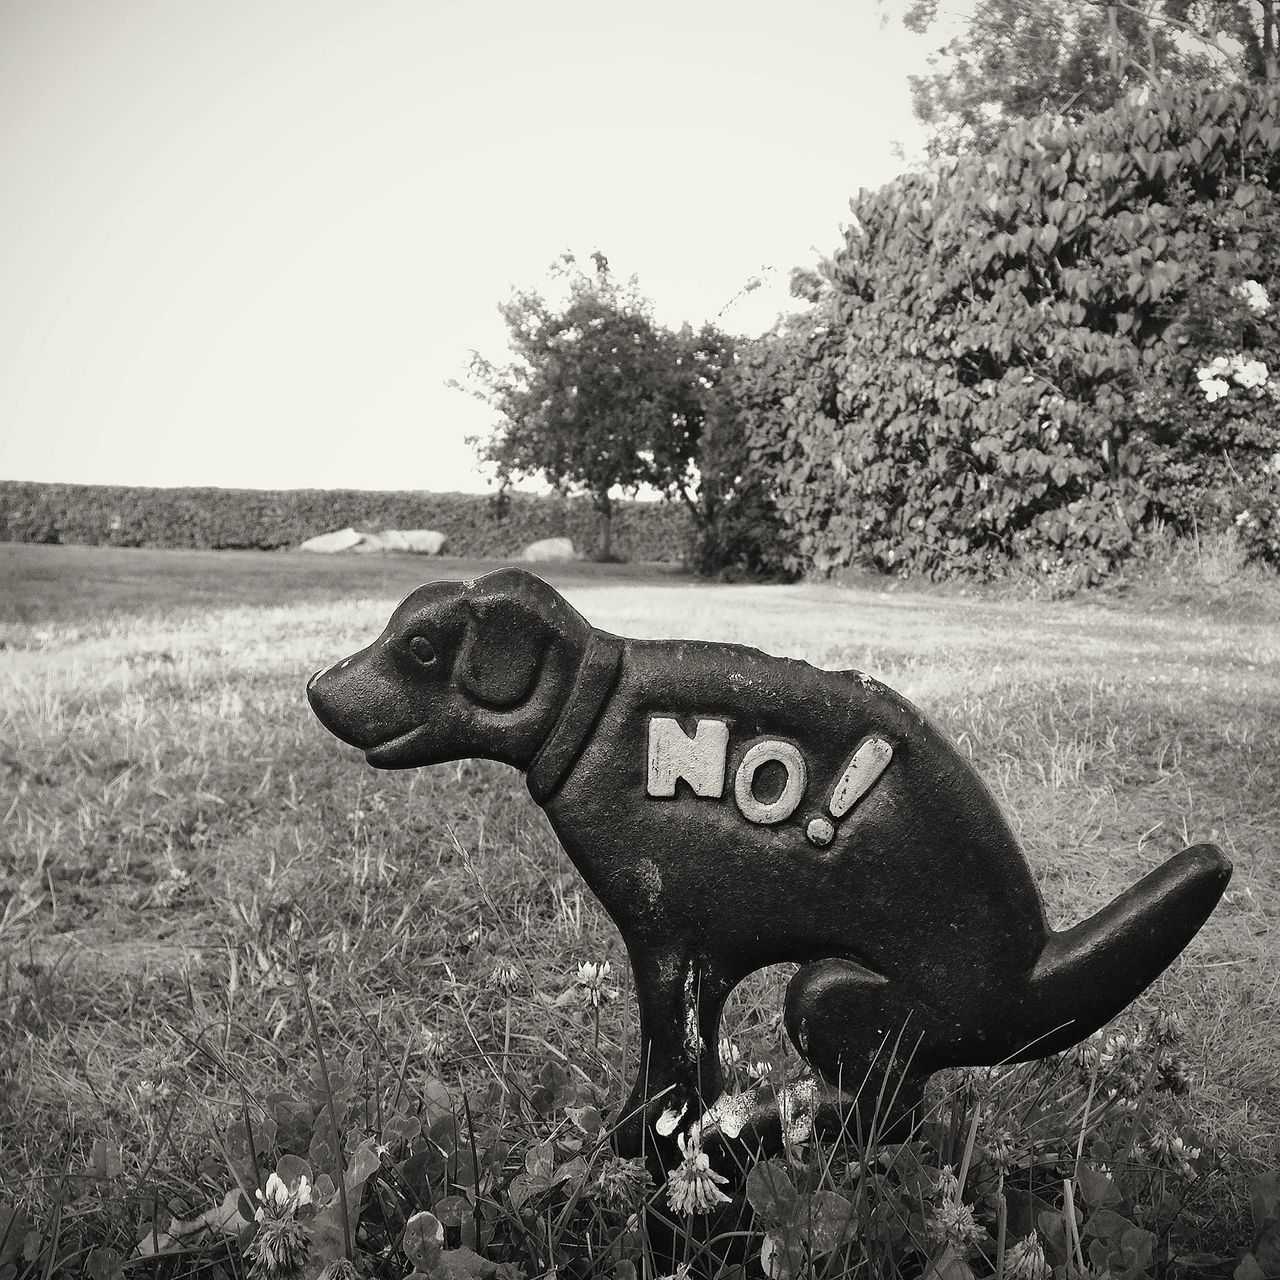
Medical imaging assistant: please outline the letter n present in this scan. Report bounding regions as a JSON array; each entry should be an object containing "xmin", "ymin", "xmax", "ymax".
[{"xmin": 646, "ymin": 717, "xmax": 729, "ymax": 799}]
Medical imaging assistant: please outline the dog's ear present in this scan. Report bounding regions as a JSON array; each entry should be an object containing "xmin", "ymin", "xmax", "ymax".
[{"xmin": 459, "ymin": 591, "xmax": 551, "ymax": 709}]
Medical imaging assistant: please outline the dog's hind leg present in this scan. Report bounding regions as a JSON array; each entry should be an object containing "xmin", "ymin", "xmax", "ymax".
[
  {"xmin": 614, "ymin": 944, "xmax": 734, "ymax": 1158},
  {"xmin": 783, "ymin": 958, "xmax": 941, "ymax": 1141}
]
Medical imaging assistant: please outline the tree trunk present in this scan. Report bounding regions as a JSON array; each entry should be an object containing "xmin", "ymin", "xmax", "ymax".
[
  {"xmin": 595, "ymin": 491, "xmax": 614, "ymax": 562},
  {"xmin": 1264, "ymin": 0, "xmax": 1278, "ymax": 84}
]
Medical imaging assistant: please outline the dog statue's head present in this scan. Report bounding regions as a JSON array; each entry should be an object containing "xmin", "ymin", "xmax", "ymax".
[{"xmin": 307, "ymin": 568, "xmax": 592, "ymax": 770}]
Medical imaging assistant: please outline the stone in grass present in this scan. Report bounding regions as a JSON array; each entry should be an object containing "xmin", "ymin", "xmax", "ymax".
[
  {"xmin": 299, "ymin": 527, "xmax": 364, "ymax": 553},
  {"xmin": 300, "ymin": 527, "xmax": 447, "ymax": 555},
  {"xmin": 521, "ymin": 536, "xmax": 577, "ymax": 562},
  {"xmin": 392, "ymin": 529, "xmax": 447, "ymax": 555},
  {"xmin": 360, "ymin": 529, "xmax": 447, "ymax": 555}
]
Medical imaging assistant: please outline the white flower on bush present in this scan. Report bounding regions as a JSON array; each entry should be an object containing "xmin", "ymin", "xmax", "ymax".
[
  {"xmin": 1196, "ymin": 356, "xmax": 1231, "ymax": 400},
  {"xmin": 1196, "ymin": 353, "xmax": 1271, "ymax": 400},
  {"xmin": 1231, "ymin": 355, "xmax": 1269, "ymax": 389},
  {"xmin": 1236, "ymin": 279, "xmax": 1271, "ymax": 314}
]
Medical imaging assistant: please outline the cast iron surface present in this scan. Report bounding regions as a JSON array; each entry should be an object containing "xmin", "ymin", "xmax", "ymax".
[{"xmin": 306, "ymin": 568, "xmax": 1231, "ymax": 1160}]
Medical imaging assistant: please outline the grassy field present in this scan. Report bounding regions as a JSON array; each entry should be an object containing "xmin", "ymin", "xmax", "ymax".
[{"xmin": 1, "ymin": 542, "xmax": 1278, "ymax": 1277}]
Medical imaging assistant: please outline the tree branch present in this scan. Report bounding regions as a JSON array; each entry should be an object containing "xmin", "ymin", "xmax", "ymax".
[{"xmin": 1088, "ymin": 0, "xmax": 1246, "ymax": 77}]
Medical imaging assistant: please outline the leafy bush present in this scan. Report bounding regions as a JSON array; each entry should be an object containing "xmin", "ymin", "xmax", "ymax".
[
  {"xmin": 0, "ymin": 482, "xmax": 693, "ymax": 563},
  {"xmin": 1124, "ymin": 187, "xmax": 1280, "ymax": 566},
  {"xmin": 745, "ymin": 80, "xmax": 1280, "ymax": 582},
  {"xmin": 689, "ymin": 368, "xmax": 798, "ymax": 581},
  {"xmin": 733, "ymin": 306, "xmax": 846, "ymax": 579}
]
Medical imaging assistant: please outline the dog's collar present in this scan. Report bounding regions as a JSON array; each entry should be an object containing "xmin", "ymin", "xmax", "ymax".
[{"xmin": 526, "ymin": 629, "xmax": 623, "ymax": 804}]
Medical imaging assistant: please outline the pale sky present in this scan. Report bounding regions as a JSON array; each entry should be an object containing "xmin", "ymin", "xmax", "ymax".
[{"xmin": 0, "ymin": 0, "xmax": 933, "ymax": 493}]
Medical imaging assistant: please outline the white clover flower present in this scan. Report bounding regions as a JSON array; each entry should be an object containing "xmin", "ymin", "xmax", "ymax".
[
  {"xmin": 1074, "ymin": 1029, "xmax": 1104, "ymax": 1076},
  {"xmin": 1158, "ymin": 1052, "xmax": 1193, "ymax": 1096},
  {"xmin": 925, "ymin": 1197, "xmax": 985, "ymax": 1249},
  {"xmin": 1004, "ymin": 1232, "xmax": 1051, "ymax": 1280},
  {"xmin": 1146, "ymin": 1008, "xmax": 1184, "ymax": 1048},
  {"xmin": 1097, "ymin": 1031, "xmax": 1151, "ymax": 1101},
  {"xmin": 592, "ymin": 1155, "xmax": 652, "ymax": 1209},
  {"xmin": 258, "ymin": 1172, "xmax": 289, "ymax": 1215},
  {"xmin": 665, "ymin": 1132, "xmax": 731, "ymax": 1216},
  {"xmin": 718, "ymin": 1038, "xmax": 741, "ymax": 1074},
  {"xmin": 255, "ymin": 1171, "xmax": 313, "ymax": 1222},
  {"xmin": 575, "ymin": 959, "xmax": 619, "ymax": 1007},
  {"xmin": 1199, "ymin": 376, "xmax": 1230, "ymax": 402},
  {"xmin": 248, "ymin": 1212, "xmax": 311, "ymax": 1277},
  {"xmin": 420, "ymin": 1026, "xmax": 447, "ymax": 1062},
  {"xmin": 1236, "ymin": 279, "xmax": 1271, "ymax": 314},
  {"xmin": 1144, "ymin": 1127, "xmax": 1201, "ymax": 1179},
  {"xmin": 315, "ymin": 1261, "xmax": 359, "ymax": 1280},
  {"xmin": 979, "ymin": 1123, "xmax": 1019, "ymax": 1175}
]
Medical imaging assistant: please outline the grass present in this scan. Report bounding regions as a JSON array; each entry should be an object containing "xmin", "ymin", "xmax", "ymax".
[{"xmin": 1, "ymin": 542, "xmax": 1278, "ymax": 1278}]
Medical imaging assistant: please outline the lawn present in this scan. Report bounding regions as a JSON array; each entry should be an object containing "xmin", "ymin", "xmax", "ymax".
[{"xmin": 1, "ymin": 542, "xmax": 1277, "ymax": 1276}]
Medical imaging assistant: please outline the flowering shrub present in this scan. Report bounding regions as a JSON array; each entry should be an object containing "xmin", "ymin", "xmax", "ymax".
[
  {"xmin": 1119, "ymin": 186, "xmax": 1280, "ymax": 566},
  {"xmin": 741, "ymin": 79, "xmax": 1280, "ymax": 581}
]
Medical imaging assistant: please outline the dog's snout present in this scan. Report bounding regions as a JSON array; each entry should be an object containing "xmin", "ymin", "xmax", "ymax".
[
  {"xmin": 306, "ymin": 663, "xmax": 337, "ymax": 710},
  {"xmin": 307, "ymin": 647, "xmax": 411, "ymax": 756},
  {"xmin": 306, "ymin": 665, "xmax": 334, "ymax": 721},
  {"xmin": 306, "ymin": 661, "xmax": 356, "ymax": 739}
]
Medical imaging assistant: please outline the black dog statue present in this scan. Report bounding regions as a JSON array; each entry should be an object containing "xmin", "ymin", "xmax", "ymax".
[{"xmin": 308, "ymin": 568, "xmax": 1230, "ymax": 1158}]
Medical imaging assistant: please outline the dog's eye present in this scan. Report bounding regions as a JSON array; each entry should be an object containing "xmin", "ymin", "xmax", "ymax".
[{"xmin": 408, "ymin": 636, "xmax": 437, "ymax": 666}]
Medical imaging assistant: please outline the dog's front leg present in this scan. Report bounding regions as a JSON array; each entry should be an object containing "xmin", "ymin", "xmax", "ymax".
[{"xmin": 614, "ymin": 944, "xmax": 732, "ymax": 1158}]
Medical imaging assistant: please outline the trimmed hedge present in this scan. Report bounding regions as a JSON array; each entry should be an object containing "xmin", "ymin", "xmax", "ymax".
[
  {"xmin": 741, "ymin": 79, "xmax": 1280, "ymax": 581},
  {"xmin": 0, "ymin": 481, "xmax": 693, "ymax": 563}
]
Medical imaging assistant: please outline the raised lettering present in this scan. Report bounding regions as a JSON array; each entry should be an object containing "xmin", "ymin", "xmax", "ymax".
[
  {"xmin": 734, "ymin": 740, "xmax": 807, "ymax": 824},
  {"xmin": 646, "ymin": 717, "xmax": 729, "ymax": 798},
  {"xmin": 829, "ymin": 737, "xmax": 893, "ymax": 817}
]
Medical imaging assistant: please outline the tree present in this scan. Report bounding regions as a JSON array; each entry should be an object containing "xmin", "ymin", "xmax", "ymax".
[
  {"xmin": 886, "ymin": 0, "xmax": 1277, "ymax": 156},
  {"xmin": 646, "ymin": 320, "xmax": 738, "ymax": 518},
  {"xmin": 462, "ymin": 255, "xmax": 733, "ymax": 561}
]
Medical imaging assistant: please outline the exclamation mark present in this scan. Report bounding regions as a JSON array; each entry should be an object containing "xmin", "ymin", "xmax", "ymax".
[{"xmin": 805, "ymin": 736, "xmax": 894, "ymax": 847}]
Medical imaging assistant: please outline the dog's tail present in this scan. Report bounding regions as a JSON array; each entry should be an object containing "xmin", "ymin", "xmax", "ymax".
[{"xmin": 1004, "ymin": 844, "xmax": 1231, "ymax": 1061}]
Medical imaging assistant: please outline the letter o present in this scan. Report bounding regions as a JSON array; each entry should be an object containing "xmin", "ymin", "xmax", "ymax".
[{"xmin": 734, "ymin": 740, "xmax": 807, "ymax": 825}]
